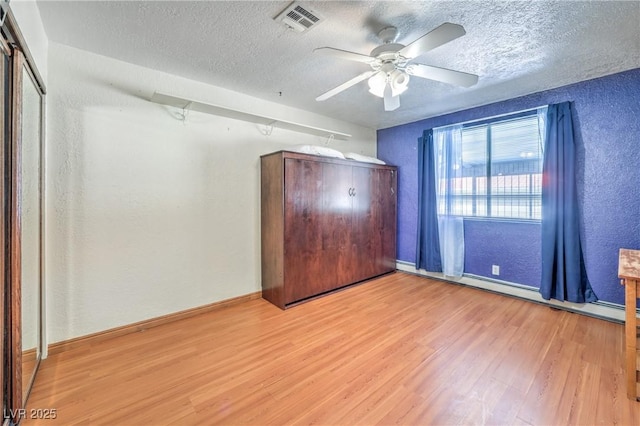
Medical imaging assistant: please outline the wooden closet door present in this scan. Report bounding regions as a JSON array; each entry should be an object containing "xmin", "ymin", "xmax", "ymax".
[
  {"xmin": 283, "ymin": 158, "xmax": 325, "ymax": 303},
  {"xmin": 351, "ymin": 167, "xmax": 398, "ymax": 281},
  {"xmin": 375, "ymin": 168, "xmax": 397, "ymax": 275},
  {"xmin": 350, "ymin": 165, "xmax": 375, "ymax": 283},
  {"xmin": 321, "ymin": 162, "xmax": 353, "ymax": 292}
]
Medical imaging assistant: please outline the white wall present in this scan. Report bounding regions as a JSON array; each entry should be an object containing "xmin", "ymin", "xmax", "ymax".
[
  {"xmin": 10, "ymin": 0, "xmax": 48, "ymax": 84},
  {"xmin": 46, "ymin": 42, "xmax": 377, "ymax": 344}
]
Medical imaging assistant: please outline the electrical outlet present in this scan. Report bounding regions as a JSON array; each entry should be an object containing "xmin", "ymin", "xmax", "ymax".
[{"xmin": 492, "ymin": 265, "xmax": 500, "ymax": 276}]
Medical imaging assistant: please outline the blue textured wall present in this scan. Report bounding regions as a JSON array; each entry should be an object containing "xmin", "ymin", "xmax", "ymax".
[
  {"xmin": 377, "ymin": 68, "xmax": 640, "ymax": 305},
  {"xmin": 463, "ymin": 219, "xmax": 541, "ymax": 287}
]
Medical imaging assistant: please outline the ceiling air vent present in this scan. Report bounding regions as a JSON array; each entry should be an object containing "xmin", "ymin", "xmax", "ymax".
[{"xmin": 274, "ymin": 2, "xmax": 324, "ymax": 33}]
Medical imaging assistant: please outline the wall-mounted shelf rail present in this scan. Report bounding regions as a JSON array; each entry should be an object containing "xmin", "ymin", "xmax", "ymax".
[{"xmin": 149, "ymin": 92, "xmax": 351, "ymax": 140}]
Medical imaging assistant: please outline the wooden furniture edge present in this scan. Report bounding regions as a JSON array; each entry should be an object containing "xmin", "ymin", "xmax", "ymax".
[
  {"xmin": 260, "ymin": 150, "xmax": 397, "ymax": 171},
  {"xmin": 47, "ymin": 291, "xmax": 262, "ymax": 355},
  {"xmin": 618, "ymin": 248, "xmax": 640, "ymax": 400},
  {"xmin": 283, "ymin": 271, "xmax": 397, "ymax": 309}
]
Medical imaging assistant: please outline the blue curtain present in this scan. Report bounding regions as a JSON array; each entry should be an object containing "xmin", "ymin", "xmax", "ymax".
[
  {"xmin": 540, "ymin": 102, "xmax": 597, "ymax": 303},
  {"xmin": 416, "ymin": 129, "xmax": 442, "ymax": 272}
]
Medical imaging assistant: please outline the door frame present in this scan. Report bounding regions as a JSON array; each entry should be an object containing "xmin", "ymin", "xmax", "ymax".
[{"xmin": 1, "ymin": 7, "xmax": 46, "ymax": 425}]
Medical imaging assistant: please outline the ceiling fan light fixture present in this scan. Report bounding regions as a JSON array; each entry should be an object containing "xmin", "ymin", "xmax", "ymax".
[
  {"xmin": 389, "ymin": 70, "xmax": 410, "ymax": 96},
  {"xmin": 314, "ymin": 22, "xmax": 478, "ymax": 112},
  {"xmin": 368, "ymin": 72, "xmax": 387, "ymax": 98}
]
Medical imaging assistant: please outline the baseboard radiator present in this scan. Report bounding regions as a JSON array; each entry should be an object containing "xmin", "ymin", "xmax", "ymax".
[{"xmin": 396, "ymin": 261, "xmax": 625, "ymax": 323}]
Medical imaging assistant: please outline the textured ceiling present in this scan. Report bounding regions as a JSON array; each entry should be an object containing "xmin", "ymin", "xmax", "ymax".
[{"xmin": 36, "ymin": 1, "xmax": 640, "ymax": 130}]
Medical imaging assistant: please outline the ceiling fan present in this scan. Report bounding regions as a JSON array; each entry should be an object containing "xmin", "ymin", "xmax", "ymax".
[{"xmin": 314, "ymin": 23, "xmax": 479, "ymax": 111}]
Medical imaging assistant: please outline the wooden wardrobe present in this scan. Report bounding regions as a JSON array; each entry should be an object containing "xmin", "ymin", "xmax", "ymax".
[{"xmin": 260, "ymin": 150, "xmax": 397, "ymax": 309}]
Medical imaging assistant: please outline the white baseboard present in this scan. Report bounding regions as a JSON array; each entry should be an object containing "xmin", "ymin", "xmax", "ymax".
[{"xmin": 396, "ymin": 261, "xmax": 626, "ymax": 323}]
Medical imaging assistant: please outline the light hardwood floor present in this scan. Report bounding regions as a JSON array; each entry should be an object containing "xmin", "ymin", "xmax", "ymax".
[{"xmin": 24, "ymin": 272, "xmax": 640, "ymax": 425}]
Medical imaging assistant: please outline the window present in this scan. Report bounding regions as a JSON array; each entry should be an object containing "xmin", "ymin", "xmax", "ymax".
[{"xmin": 438, "ymin": 112, "xmax": 544, "ymax": 220}]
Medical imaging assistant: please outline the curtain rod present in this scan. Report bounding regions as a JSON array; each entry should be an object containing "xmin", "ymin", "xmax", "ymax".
[{"xmin": 434, "ymin": 105, "xmax": 547, "ymax": 130}]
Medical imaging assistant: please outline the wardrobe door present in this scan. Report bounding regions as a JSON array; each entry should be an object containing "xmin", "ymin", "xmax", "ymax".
[
  {"xmin": 375, "ymin": 168, "xmax": 397, "ymax": 275},
  {"xmin": 350, "ymin": 165, "xmax": 376, "ymax": 283},
  {"xmin": 350, "ymin": 166, "xmax": 398, "ymax": 281},
  {"xmin": 283, "ymin": 158, "xmax": 325, "ymax": 303},
  {"xmin": 321, "ymin": 161, "xmax": 353, "ymax": 292},
  {"xmin": 18, "ymin": 52, "xmax": 44, "ymax": 406}
]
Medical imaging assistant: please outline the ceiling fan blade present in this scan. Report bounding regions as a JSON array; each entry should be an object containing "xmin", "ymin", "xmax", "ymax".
[
  {"xmin": 383, "ymin": 83, "xmax": 400, "ymax": 111},
  {"xmin": 406, "ymin": 63, "xmax": 478, "ymax": 87},
  {"xmin": 316, "ymin": 70, "xmax": 376, "ymax": 101},
  {"xmin": 314, "ymin": 47, "xmax": 374, "ymax": 64},
  {"xmin": 399, "ymin": 23, "xmax": 466, "ymax": 59}
]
